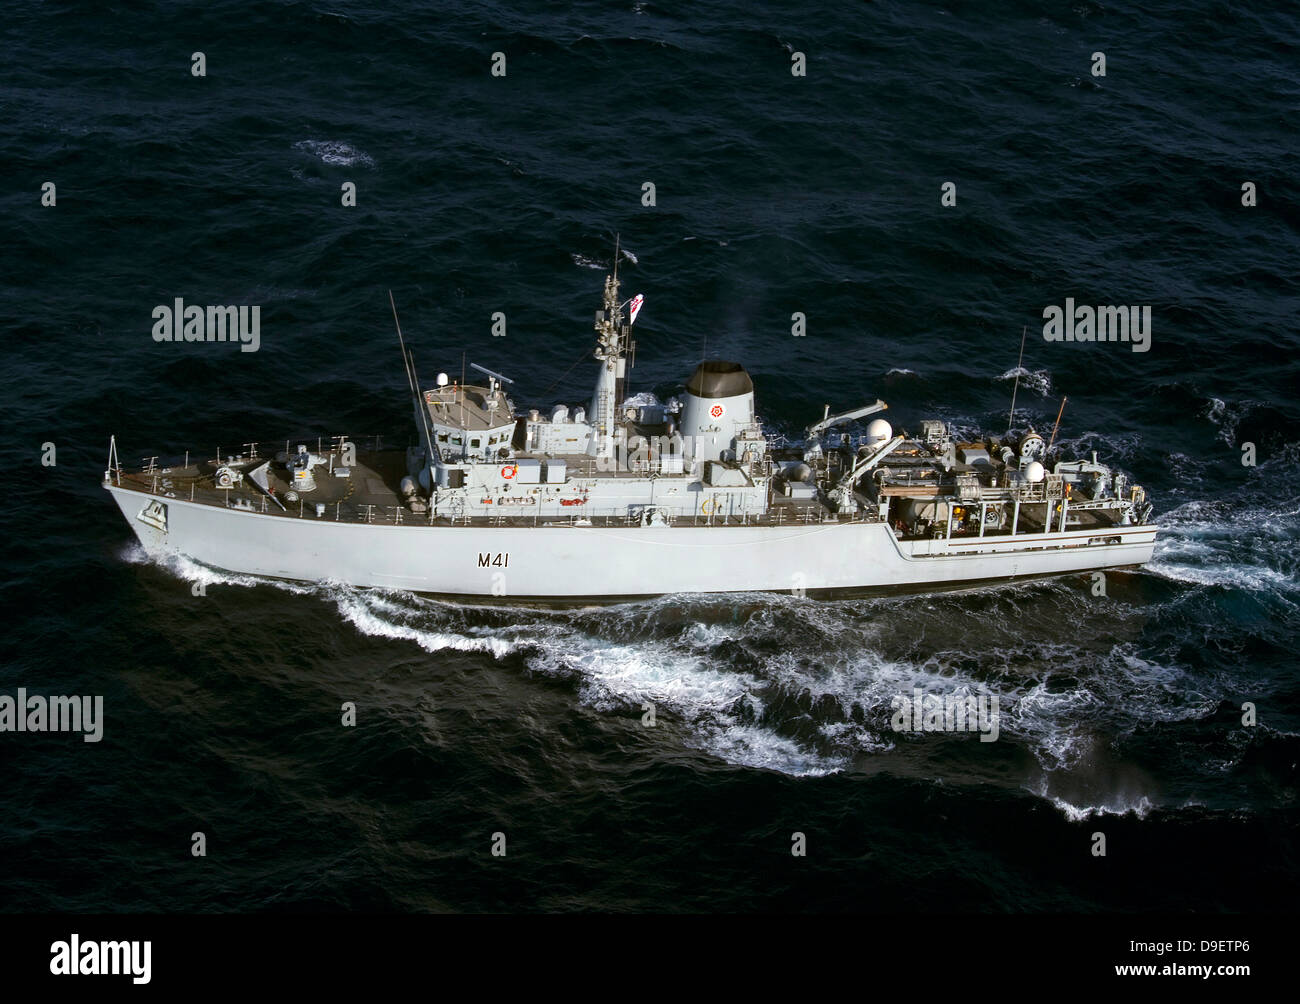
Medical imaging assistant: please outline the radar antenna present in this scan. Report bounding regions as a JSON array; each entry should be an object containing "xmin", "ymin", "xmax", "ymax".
[{"xmin": 469, "ymin": 362, "xmax": 515, "ymax": 385}]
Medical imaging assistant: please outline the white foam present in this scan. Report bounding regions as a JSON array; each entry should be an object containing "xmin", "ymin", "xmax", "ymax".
[
  {"xmin": 735, "ymin": 595, "xmax": 1219, "ymax": 774},
  {"xmin": 117, "ymin": 542, "xmax": 152, "ymax": 565},
  {"xmin": 293, "ymin": 139, "xmax": 375, "ymax": 167},
  {"xmin": 998, "ymin": 366, "xmax": 1052, "ymax": 396},
  {"xmin": 1039, "ymin": 790, "xmax": 1154, "ymax": 822},
  {"xmin": 1048, "ymin": 429, "xmax": 1142, "ymax": 463},
  {"xmin": 1147, "ymin": 498, "xmax": 1300, "ymax": 596},
  {"xmin": 122, "ymin": 545, "xmax": 1251, "ymax": 782},
  {"xmin": 333, "ymin": 590, "xmax": 519, "ymax": 658},
  {"xmin": 695, "ymin": 723, "xmax": 844, "ymax": 777},
  {"xmin": 1203, "ymin": 396, "xmax": 1239, "ymax": 445},
  {"xmin": 527, "ymin": 629, "xmax": 762, "ymax": 714},
  {"xmin": 156, "ymin": 551, "xmax": 315, "ymax": 596},
  {"xmin": 819, "ymin": 721, "xmax": 895, "ymax": 753}
]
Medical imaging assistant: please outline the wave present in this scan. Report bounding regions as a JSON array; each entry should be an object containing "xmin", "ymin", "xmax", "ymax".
[
  {"xmin": 292, "ymin": 139, "xmax": 375, "ymax": 167},
  {"xmin": 998, "ymin": 366, "xmax": 1052, "ymax": 397},
  {"xmin": 572, "ymin": 246, "xmax": 638, "ymax": 271},
  {"xmin": 1049, "ymin": 429, "xmax": 1144, "ymax": 463},
  {"xmin": 1029, "ymin": 780, "xmax": 1155, "ymax": 822},
  {"xmin": 120, "ymin": 453, "xmax": 1298, "ymax": 824},
  {"xmin": 125, "ymin": 545, "xmax": 1238, "ymax": 798},
  {"xmin": 1147, "ymin": 498, "xmax": 1300, "ymax": 597}
]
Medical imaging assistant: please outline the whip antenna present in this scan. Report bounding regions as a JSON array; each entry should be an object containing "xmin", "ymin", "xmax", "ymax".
[
  {"xmin": 1047, "ymin": 395, "xmax": 1068, "ymax": 456},
  {"xmin": 389, "ymin": 290, "xmax": 436, "ymax": 469},
  {"xmin": 1007, "ymin": 324, "xmax": 1027, "ymax": 434}
]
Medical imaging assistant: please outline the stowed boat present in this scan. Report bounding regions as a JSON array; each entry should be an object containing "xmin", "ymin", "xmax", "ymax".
[{"xmin": 105, "ymin": 265, "xmax": 1157, "ymax": 601}]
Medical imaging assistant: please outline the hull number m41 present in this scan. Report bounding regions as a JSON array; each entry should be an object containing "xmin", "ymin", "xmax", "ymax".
[{"xmin": 477, "ymin": 552, "xmax": 509, "ymax": 568}]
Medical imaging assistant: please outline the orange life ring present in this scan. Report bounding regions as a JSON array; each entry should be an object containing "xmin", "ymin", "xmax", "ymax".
[{"xmin": 501, "ymin": 465, "xmax": 517, "ymax": 480}]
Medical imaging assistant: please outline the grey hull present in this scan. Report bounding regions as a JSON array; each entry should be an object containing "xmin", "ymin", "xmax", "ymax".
[{"xmin": 108, "ymin": 485, "xmax": 1158, "ymax": 601}]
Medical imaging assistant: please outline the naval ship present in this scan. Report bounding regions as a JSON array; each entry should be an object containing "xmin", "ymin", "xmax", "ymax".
[{"xmin": 105, "ymin": 265, "xmax": 1157, "ymax": 601}]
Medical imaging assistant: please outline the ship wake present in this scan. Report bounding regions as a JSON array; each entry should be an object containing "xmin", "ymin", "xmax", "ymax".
[{"xmin": 124, "ymin": 543, "xmax": 1254, "ymax": 815}]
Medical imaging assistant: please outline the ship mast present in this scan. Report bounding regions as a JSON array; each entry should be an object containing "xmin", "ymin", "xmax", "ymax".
[{"xmin": 588, "ymin": 238, "xmax": 630, "ymax": 460}]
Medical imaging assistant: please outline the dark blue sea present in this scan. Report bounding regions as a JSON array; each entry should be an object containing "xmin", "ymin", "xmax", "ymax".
[{"xmin": 1, "ymin": 0, "xmax": 1297, "ymax": 914}]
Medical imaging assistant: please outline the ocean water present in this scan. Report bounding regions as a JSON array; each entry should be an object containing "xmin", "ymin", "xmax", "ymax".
[{"xmin": 1, "ymin": 0, "xmax": 1297, "ymax": 912}]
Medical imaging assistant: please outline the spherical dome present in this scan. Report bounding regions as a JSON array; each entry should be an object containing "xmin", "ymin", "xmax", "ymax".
[
  {"xmin": 1025, "ymin": 461, "xmax": 1045, "ymax": 483},
  {"xmin": 866, "ymin": 418, "xmax": 893, "ymax": 444}
]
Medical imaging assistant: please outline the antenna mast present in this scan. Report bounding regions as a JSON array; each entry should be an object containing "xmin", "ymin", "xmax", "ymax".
[
  {"xmin": 1047, "ymin": 396, "xmax": 1068, "ymax": 456},
  {"xmin": 388, "ymin": 290, "xmax": 436, "ymax": 472},
  {"xmin": 389, "ymin": 289, "xmax": 417, "ymax": 398},
  {"xmin": 1007, "ymin": 324, "xmax": 1027, "ymax": 434}
]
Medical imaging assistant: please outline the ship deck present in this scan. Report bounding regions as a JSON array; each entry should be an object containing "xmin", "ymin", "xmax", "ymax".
[
  {"xmin": 115, "ymin": 448, "xmax": 841, "ymax": 528},
  {"xmin": 113, "ymin": 446, "xmax": 1129, "ymax": 538}
]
